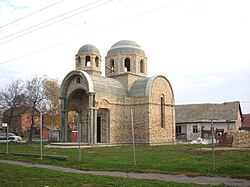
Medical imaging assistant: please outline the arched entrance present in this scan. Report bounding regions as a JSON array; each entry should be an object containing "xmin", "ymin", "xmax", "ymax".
[
  {"xmin": 59, "ymin": 70, "xmax": 96, "ymax": 144},
  {"xmin": 59, "ymin": 70, "xmax": 110, "ymax": 144},
  {"xmin": 66, "ymin": 88, "xmax": 88, "ymax": 143}
]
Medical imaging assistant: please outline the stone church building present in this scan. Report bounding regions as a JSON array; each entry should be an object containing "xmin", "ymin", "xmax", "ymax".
[{"xmin": 59, "ymin": 40, "xmax": 175, "ymax": 145}]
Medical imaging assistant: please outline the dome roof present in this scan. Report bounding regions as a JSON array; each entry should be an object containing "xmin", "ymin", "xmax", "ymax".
[
  {"xmin": 78, "ymin": 44, "xmax": 100, "ymax": 54},
  {"xmin": 107, "ymin": 40, "xmax": 145, "ymax": 57}
]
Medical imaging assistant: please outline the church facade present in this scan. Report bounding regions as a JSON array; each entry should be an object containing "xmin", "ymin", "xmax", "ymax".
[{"xmin": 59, "ymin": 40, "xmax": 175, "ymax": 144}]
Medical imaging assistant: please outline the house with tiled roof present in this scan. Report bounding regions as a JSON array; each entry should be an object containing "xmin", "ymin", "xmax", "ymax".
[
  {"xmin": 240, "ymin": 113, "xmax": 250, "ymax": 131},
  {"xmin": 175, "ymin": 101, "xmax": 242, "ymax": 141}
]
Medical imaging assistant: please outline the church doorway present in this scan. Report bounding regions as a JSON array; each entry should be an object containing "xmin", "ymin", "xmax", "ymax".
[
  {"xmin": 96, "ymin": 108, "xmax": 110, "ymax": 143},
  {"xmin": 97, "ymin": 116, "xmax": 101, "ymax": 143}
]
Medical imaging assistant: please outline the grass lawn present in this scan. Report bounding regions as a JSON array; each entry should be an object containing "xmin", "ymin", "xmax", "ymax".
[
  {"xmin": 0, "ymin": 142, "xmax": 249, "ymax": 179},
  {"xmin": 0, "ymin": 163, "xmax": 224, "ymax": 187}
]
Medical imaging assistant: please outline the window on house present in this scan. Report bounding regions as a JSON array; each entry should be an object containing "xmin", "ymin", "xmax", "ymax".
[
  {"xmin": 176, "ymin": 126, "xmax": 181, "ymax": 134},
  {"xmin": 124, "ymin": 58, "xmax": 130, "ymax": 72},
  {"xmin": 85, "ymin": 55, "xmax": 91, "ymax": 66},
  {"xmin": 160, "ymin": 94, "xmax": 165, "ymax": 128},
  {"xmin": 140, "ymin": 59, "xmax": 144, "ymax": 73},
  {"xmin": 95, "ymin": 56, "xmax": 99, "ymax": 67},
  {"xmin": 193, "ymin": 126, "xmax": 198, "ymax": 133},
  {"xmin": 76, "ymin": 76, "xmax": 81, "ymax": 84}
]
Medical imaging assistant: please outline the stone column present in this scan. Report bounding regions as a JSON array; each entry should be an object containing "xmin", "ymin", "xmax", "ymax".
[
  {"xmin": 87, "ymin": 92, "xmax": 94, "ymax": 145},
  {"xmin": 59, "ymin": 96, "xmax": 66, "ymax": 142},
  {"xmin": 106, "ymin": 110, "xmax": 110, "ymax": 143},
  {"xmin": 93, "ymin": 109, "xmax": 97, "ymax": 144},
  {"xmin": 90, "ymin": 56, "xmax": 94, "ymax": 67},
  {"xmin": 65, "ymin": 111, "xmax": 68, "ymax": 142}
]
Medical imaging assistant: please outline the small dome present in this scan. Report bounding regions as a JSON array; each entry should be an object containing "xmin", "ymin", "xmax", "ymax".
[
  {"xmin": 78, "ymin": 44, "xmax": 100, "ymax": 54},
  {"xmin": 107, "ymin": 40, "xmax": 145, "ymax": 57}
]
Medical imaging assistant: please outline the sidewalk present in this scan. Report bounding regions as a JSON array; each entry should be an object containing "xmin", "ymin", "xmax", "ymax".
[{"xmin": 0, "ymin": 159, "xmax": 249, "ymax": 186}]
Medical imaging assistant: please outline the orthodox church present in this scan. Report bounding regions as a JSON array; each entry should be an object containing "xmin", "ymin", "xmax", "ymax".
[{"xmin": 59, "ymin": 40, "xmax": 175, "ymax": 144}]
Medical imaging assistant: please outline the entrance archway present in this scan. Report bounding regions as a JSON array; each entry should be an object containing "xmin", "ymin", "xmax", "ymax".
[
  {"xmin": 66, "ymin": 88, "xmax": 88, "ymax": 143},
  {"xmin": 59, "ymin": 70, "xmax": 110, "ymax": 144}
]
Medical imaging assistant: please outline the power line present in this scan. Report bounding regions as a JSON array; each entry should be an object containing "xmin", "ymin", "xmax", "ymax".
[
  {"xmin": 0, "ymin": 0, "xmax": 65, "ymax": 29},
  {"xmin": 0, "ymin": 0, "xmax": 181, "ymax": 55},
  {"xmin": 0, "ymin": 0, "xmax": 112, "ymax": 44},
  {"xmin": 0, "ymin": 24, "xmax": 75, "ymax": 56},
  {"xmin": 0, "ymin": 0, "xmax": 184, "ymax": 65}
]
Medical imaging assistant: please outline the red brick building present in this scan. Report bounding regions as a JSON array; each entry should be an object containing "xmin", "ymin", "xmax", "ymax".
[{"xmin": 3, "ymin": 107, "xmax": 40, "ymax": 137}]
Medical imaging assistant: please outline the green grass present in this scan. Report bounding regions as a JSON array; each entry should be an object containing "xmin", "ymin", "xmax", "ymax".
[
  {"xmin": 0, "ymin": 142, "xmax": 249, "ymax": 179},
  {"xmin": 0, "ymin": 163, "xmax": 225, "ymax": 187}
]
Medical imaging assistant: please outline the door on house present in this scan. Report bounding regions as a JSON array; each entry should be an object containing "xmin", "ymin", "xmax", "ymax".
[{"xmin": 97, "ymin": 116, "xmax": 101, "ymax": 143}]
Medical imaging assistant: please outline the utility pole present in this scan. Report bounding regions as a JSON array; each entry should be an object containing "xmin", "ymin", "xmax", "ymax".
[
  {"xmin": 39, "ymin": 112, "xmax": 43, "ymax": 159},
  {"xmin": 131, "ymin": 109, "xmax": 136, "ymax": 166},
  {"xmin": 2, "ymin": 123, "xmax": 8, "ymax": 155},
  {"xmin": 211, "ymin": 119, "xmax": 216, "ymax": 172}
]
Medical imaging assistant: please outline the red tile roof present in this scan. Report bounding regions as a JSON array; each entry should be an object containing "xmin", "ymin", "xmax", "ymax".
[{"xmin": 242, "ymin": 114, "xmax": 250, "ymax": 127}]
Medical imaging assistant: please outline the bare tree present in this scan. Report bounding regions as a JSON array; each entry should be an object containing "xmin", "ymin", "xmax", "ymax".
[
  {"xmin": 0, "ymin": 80, "xmax": 26, "ymax": 131},
  {"xmin": 25, "ymin": 76, "xmax": 46, "ymax": 141}
]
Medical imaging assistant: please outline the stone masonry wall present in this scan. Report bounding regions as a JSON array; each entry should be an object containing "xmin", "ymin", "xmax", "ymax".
[
  {"xmin": 219, "ymin": 130, "xmax": 250, "ymax": 148},
  {"xmin": 149, "ymin": 76, "xmax": 175, "ymax": 144}
]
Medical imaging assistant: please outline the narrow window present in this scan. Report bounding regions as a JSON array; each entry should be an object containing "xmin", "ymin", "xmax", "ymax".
[
  {"xmin": 76, "ymin": 76, "xmax": 80, "ymax": 84},
  {"xmin": 93, "ymin": 95, "xmax": 96, "ymax": 107},
  {"xmin": 193, "ymin": 126, "xmax": 198, "ymax": 133},
  {"xmin": 140, "ymin": 59, "xmax": 144, "ymax": 73},
  {"xmin": 110, "ymin": 59, "xmax": 114, "ymax": 72},
  {"xmin": 176, "ymin": 126, "xmax": 181, "ymax": 134},
  {"xmin": 160, "ymin": 94, "xmax": 165, "ymax": 128},
  {"xmin": 95, "ymin": 56, "xmax": 99, "ymax": 67},
  {"xmin": 124, "ymin": 58, "xmax": 130, "ymax": 72},
  {"xmin": 85, "ymin": 55, "xmax": 91, "ymax": 66}
]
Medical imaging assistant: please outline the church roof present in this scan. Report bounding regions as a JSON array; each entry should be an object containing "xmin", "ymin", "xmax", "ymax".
[
  {"xmin": 90, "ymin": 75, "xmax": 127, "ymax": 97},
  {"xmin": 78, "ymin": 44, "xmax": 100, "ymax": 54},
  {"xmin": 175, "ymin": 101, "xmax": 242, "ymax": 123},
  {"xmin": 129, "ymin": 77, "xmax": 150, "ymax": 97},
  {"xmin": 106, "ymin": 40, "xmax": 145, "ymax": 57}
]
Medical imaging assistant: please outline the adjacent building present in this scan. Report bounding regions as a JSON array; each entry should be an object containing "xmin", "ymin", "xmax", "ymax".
[
  {"xmin": 2, "ymin": 107, "xmax": 40, "ymax": 137},
  {"xmin": 175, "ymin": 101, "xmax": 242, "ymax": 141},
  {"xmin": 240, "ymin": 113, "xmax": 250, "ymax": 131}
]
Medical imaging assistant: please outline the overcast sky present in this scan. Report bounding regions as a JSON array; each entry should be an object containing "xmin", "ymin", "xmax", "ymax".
[{"xmin": 0, "ymin": 0, "xmax": 250, "ymax": 113}]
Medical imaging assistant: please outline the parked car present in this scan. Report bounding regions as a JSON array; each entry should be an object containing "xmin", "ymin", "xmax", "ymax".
[{"xmin": 0, "ymin": 133, "xmax": 22, "ymax": 143}]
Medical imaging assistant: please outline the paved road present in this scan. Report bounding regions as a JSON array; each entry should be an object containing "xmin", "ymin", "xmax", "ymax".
[{"xmin": 0, "ymin": 159, "xmax": 249, "ymax": 186}]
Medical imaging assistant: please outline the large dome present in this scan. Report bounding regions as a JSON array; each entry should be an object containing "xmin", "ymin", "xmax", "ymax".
[
  {"xmin": 78, "ymin": 44, "xmax": 100, "ymax": 54},
  {"xmin": 106, "ymin": 40, "xmax": 145, "ymax": 57}
]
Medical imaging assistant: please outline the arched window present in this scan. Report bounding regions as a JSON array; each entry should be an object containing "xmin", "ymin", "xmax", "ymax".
[
  {"xmin": 160, "ymin": 94, "xmax": 165, "ymax": 128},
  {"xmin": 124, "ymin": 58, "xmax": 130, "ymax": 72},
  {"xmin": 110, "ymin": 59, "xmax": 114, "ymax": 73},
  {"xmin": 76, "ymin": 76, "xmax": 81, "ymax": 84},
  {"xmin": 85, "ymin": 55, "xmax": 91, "ymax": 66},
  {"xmin": 95, "ymin": 56, "xmax": 99, "ymax": 67},
  {"xmin": 140, "ymin": 59, "xmax": 144, "ymax": 73}
]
